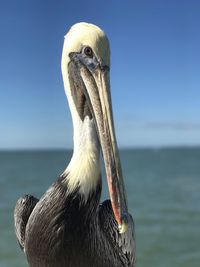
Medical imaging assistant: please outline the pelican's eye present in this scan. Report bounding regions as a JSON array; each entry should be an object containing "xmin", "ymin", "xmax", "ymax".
[{"xmin": 83, "ymin": 46, "xmax": 93, "ymax": 58}]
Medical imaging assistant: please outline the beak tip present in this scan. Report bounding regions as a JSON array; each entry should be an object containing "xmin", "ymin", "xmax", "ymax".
[
  {"xmin": 119, "ymin": 221, "xmax": 129, "ymax": 234},
  {"xmin": 118, "ymin": 214, "xmax": 129, "ymax": 234}
]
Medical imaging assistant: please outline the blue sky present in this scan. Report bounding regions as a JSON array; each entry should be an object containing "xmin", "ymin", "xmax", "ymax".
[{"xmin": 0, "ymin": 0, "xmax": 200, "ymax": 149}]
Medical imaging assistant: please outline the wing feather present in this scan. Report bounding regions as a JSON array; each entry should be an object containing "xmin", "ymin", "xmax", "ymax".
[{"xmin": 14, "ymin": 195, "xmax": 38, "ymax": 252}]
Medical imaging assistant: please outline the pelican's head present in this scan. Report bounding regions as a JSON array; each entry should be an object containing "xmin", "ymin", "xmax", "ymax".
[
  {"xmin": 61, "ymin": 23, "xmax": 110, "ymax": 123},
  {"xmin": 61, "ymin": 22, "xmax": 128, "ymax": 233},
  {"xmin": 62, "ymin": 22, "xmax": 110, "ymax": 73}
]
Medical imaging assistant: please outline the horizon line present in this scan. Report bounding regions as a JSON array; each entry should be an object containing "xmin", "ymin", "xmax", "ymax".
[{"xmin": 1, "ymin": 144, "xmax": 200, "ymax": 152}]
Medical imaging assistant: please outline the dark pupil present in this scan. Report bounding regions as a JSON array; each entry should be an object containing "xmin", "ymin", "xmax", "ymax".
[{"xmin": 84, "ymin": 47, "xmax": 92, "ymax": 57}]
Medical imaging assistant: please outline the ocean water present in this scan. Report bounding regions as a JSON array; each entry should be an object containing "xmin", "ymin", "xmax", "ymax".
[{"xmin": 0, "ymin": 148, "xmax": 200, "ymax": 267}]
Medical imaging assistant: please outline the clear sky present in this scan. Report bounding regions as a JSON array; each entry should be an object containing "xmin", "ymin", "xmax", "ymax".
[{"xmin": 0, "ymin": 0, "xmax": 200, "ymax": 149}]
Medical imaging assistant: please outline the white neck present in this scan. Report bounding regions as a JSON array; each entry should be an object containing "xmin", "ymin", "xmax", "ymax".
[{"xmin": 63, "ymin": 113, "xmax": 101, "ymax": 200}]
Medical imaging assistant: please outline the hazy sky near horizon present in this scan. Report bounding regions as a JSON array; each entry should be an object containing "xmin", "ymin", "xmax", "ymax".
[{"xmin": 0, "ymin": 0, "xmax": 200, "ymax": 149}]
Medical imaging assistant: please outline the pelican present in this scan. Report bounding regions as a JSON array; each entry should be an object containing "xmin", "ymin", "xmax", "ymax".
[{"xmin": 14, "ymin": 22, "xmax": 136, "ymax": 267}]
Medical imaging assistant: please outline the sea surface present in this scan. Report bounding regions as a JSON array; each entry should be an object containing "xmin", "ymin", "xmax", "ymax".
[{"xmin": 0, "ymin": 148, "xmax": 200, "ymax": 267}]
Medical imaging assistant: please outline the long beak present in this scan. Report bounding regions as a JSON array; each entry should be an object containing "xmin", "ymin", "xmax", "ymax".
[{"xmin": 79, "ymin": 64, "xmax": 129, "ymax": 233}]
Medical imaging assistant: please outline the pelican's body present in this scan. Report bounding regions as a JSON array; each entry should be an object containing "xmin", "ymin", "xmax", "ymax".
[{"xmin": 14, "ymin": 23, "xmax": 136, "ymax": 267}]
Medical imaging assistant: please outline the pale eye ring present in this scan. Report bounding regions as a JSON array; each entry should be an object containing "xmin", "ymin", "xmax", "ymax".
[{"xmin": 83, "ymin": 46, "xmax": 93, "ymax": 58}]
